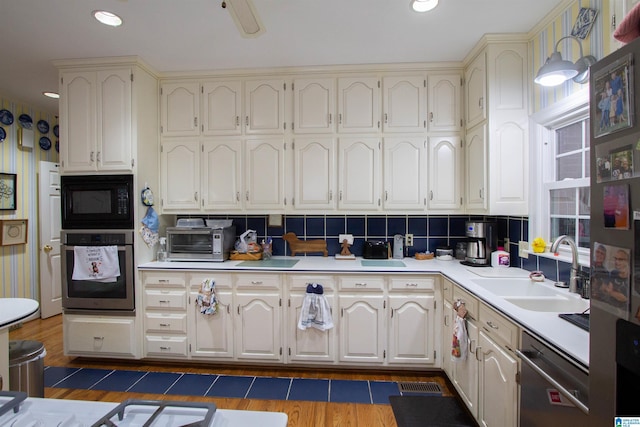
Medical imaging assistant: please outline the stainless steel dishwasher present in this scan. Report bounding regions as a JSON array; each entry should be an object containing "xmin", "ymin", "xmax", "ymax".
[{"xmin": 516, "ymin": 331, "xmax": 589, "ymax": 426}]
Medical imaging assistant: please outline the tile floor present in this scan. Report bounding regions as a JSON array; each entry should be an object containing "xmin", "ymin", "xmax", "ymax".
[{"xmin": 44, "ymin": 366, "xmax": 441, "ymax": 404}]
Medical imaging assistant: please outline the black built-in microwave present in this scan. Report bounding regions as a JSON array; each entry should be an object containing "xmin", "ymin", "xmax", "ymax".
[{"xmin": 61, "ymin": 174, "xmax": 134, "ymax": 229}]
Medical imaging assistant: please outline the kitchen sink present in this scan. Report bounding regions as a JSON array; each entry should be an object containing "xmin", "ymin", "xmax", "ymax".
[
  {"xmin": 471, "ymin": 278, "xmax": 560, "ymax": 297},
  {"xmin": 361, "ymin": 260, "xmax": 406, "ymax": 267},
  {"xmin": 503, "ymin": 296, "xmax": 590, "ymax": 312}
]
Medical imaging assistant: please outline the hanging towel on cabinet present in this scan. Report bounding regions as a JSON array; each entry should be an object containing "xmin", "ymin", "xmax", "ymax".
[
  {"xmin": 451, "ymin": 299, "xmax": 469, "ymax": 361},
  {"xmin": 196, "ymin": 278, "xmax": 218, "ymax": 315},
  {"xmin": 298, "ymin": 283, "xmax": 334, "ymax": 331}
]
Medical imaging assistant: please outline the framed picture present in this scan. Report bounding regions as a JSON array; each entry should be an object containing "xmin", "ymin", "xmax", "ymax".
[
  {"xmin": 0, "ymin": 219, "xmax": 27, "ymax": 245},
  {"xmin": 0, "ymin": 173, "xmax": 16, "ymax": 210},
  {"xmin": 571, "ymin": 7, "xmax": 598, "ymax": 40},
  {"xmin": 593, "ymin": 53, "xmax": 634, "ymax": 138},
  {"xmin": 603, "ymin": 183, "xmax": 629, "ymax": 229},
  {"xmin": 592, "ymin": 242, "xmax": 631, "ymax": 318}
]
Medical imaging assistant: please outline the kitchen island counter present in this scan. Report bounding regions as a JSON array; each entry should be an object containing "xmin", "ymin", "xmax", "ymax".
[
  {"xmin": 139, "ymin": 256, "xmax": 589, "ymax": 368},
  {"xmin": 0, "ymin": 298, "xmax": 39, "ymax": 390}
]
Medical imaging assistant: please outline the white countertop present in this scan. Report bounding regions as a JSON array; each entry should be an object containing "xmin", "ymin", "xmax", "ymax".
[
  {"xmin": 139, "ymin": 256, "xmax": 590, "ymax": 368},
  {"xmin": 0, "ymin": 298, "xmax": 39, "ymax": 329}
]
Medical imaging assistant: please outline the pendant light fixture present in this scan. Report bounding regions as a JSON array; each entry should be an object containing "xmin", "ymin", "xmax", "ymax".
[
  {"xmin": 411, "ymin": 0, "xmax": 439, "ymax": 13},
  {"xmin": 534, "ymin": 35, "xmax": 596, "ymax": 87}
]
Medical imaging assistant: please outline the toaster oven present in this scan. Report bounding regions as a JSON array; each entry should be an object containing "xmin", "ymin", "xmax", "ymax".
[{"xmin": 166, "ymin": 226, "xmax": 236, "ymax": 261}]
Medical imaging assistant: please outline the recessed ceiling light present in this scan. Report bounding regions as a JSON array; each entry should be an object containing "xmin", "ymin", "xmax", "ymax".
[
  {"xmin": 411, "ymin": 0, "xmax": 439, "ymax": 12},
  {"xmin": 93, "ymin": 10, "xmax": 123, "ymax": 27},
  {"xmin": 43, "ymin": 92, "xmax": 59, "ymax": 99}
]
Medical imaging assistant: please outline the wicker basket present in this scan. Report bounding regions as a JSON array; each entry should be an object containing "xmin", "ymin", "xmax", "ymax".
[{"xmin": 230, "ymin": 251, "xmax": 263, "ymax": 261}]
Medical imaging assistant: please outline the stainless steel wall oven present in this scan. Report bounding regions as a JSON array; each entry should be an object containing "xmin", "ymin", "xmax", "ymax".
[{"xmin": 61, "ymin": 230, "xmax": 135, "ymax": 315}]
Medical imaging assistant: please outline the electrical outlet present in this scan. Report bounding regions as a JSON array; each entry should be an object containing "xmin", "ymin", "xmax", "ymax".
[
  {"xmin": 405, "ymin": 234, "xmax": 414, "ymax": 247},
  {"xmin": 518, "ymin": 240, "xmax": 529, "ymax": 259},
  {"xmin": 504, "ymin": 237, "xmax": 510, "ymax": 248}
]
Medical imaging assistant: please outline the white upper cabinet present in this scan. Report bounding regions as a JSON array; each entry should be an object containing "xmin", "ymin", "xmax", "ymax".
[
  {"xmin": 337, "ymin": 77, "xmax": 380, "ymax": 133},
  {"xmin": 293, "ymin": 78, "xmax": 335, "ymax": 134},
  {"xmin": 160, "ymin": 138, "xmax": 201, "ymax": 211},
  {"xmin": 161, "ymin": 82, "xmax": 200, "ymax": 137},
  {"xmin": 427, "ymin": 73, "xmax": 462, "ymax": 132},
  {"xmin": 201, "ymin": 139, "xmax": 243, "ymax": 211},
  {"xmin": 338, "ymin": 137, "xmax": 381, "ymax": 210},
  {"xmin": 245, "ymin": 79, "xmax": 286, "ymax": 134},
  {"xmin": 202, "ymin": 81, "xmax": 242, "ymax": 135},
  {"xmin": 244, "ymin": 138, "xmax": 286, "ymax": 209},
  {"xmin": 293, "ymin": 137, "xmax": 336, "ymax": 210},
  {"xmin": 465, "ymin": 124, "xmax": 487, "ymax": 211},
  {"xmin": 465, "ymin": 53, "xmax": 486, "ymax": 130},
  {"xmin": 60, "ymin": 68, "xmax": 132, "ymax": 173},
  {"xmin": 382, "ymin": 137, "xmax": 426, "ymax": 211},
  {"xmin": 428, "ymin": 136, "xmax": 463, "ymax": 211},
  {"xmin": 382, "ymin": 75, "xmax": 426, "ymax": 133}
]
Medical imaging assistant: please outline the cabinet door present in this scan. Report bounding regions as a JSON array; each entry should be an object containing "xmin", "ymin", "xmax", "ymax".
[
  {"xmin": 383, "ymin": 137, "xmax": 426, "ymax": 211},
  {"xmin": 293, "ymin": 137, "xmax": 336, "ymax": 210},
  {"xmin": 382, "ymin": 75, "xmax": 426, "ymax": 133},
  {"xmin": 338, "ymin": 137, "xmax": 381, "ymax": 210},
  {"xmin": 236, "ymin": 292, "xmax": 282, "ymax": 361},
  {"xmin": 97, "ymin": 69, "xmax": 132, "ymax": 171},
  {"xmin": 245, "ymin": 79, "xmax": 286, "ymax": 134},
  {"xmin": 428, "ymin": 136, "xmax": 463, "ymax": 211},
  {"xmin": 288, "ymin": 293, "xmax": 336, "ymax": 363},
  {"xmin": 478, "ymin": 331, "xmax": 518, "ymax": 427},
  {"xmin": 201, "ymin": 139, "xmax": 243, "ymax": 210},
  {"xmin": 338, "ymin": 294, "xmax": 385, "ymax": 363},
  {"xmin": 293, "ymin": 78, "xmax": 335, "ymax": 134},
  {"xmin": 465, "ymin": 125, "xmax": 487, "ymax": 211},
  {"xmin": 338, "ymin": 77, "xmax": 380, "ymax": 133},
  {"xmin": 244, "ymin": 138, "xmax": 285, "ymax": 209},
  {"xmin": 160, "ymin": 139, "xmax": 200, "ymax": 211},
  {"xmin": 388, "ymin": 294, "xmax": 436, "ymax": 365},
  {"xmin": 189, "ymin": 289, "xmax": 234, "ymax": 359},
  {"xmin": 442, "ymin": 299, "xmax": 454, "ymax": 378},
  {"xmin": 465, "ymin": 52, "xmax": 486, "ymax": 129},
  {"xmin": 60, "ymin": 71, "xmax": 96, "ymax": 172},
  {"xmin": 202, "ymin": 81, "xmax": 242, "ymax": 135},
  {"xmin": 427, "ymin": 73, "xmax": 462, "ymax": 132},
  {"xmin": 452, "ymin": 318, "xmax": 480, "ymax": 419},
  {"xmin": 161, "ymin": 82, "xmax": 200, "ymax": 137},
  {"xmin": 63, "ymin": 315, "xmax": 137, "ymax": 358}
]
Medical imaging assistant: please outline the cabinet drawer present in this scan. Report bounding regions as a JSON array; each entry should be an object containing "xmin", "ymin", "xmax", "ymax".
[
  {"xmin": 452, "ymin": 285, "xmax": 479, "ymax": 319},
  {"xmin": 289, "ymin": 274, "xmax": 335, "ymax": 291},
  {"xmin": 389, "ymin": 276, "xmax": 436, "ymax": 291},
  {"xmin": 64, "ymin": 316, "xmax": 136, "ymax": 357},
  {"xmin": 145, "ymin": 313, "xmax": 187, "ymax": 334},
  {"xmin": 144, "ymin": 289, "xmax": 187, "ymax": 310},
  {"xmin": 339, "ymin": 276, "xmax": 385, "ymax": 291},
  {"xmin": 442, "ymin": 278, "xmax": 454, "ymax": 302},
  {"xmin": 143, "ymin": 272, "xmax": 186, "ymax": 288},
  {"xmin": 145, "ymin": 336, "xmax": 188, "ymax": 357},
  {"xmin": 235, "ymin": 274, "xmax": 281, "ymax": 290},
  {"xmin": 479, "ymin": 304, "xmax": 519, "ymax": 350},
  {"xmin": 189, "ymin": 272, "xmax": 232, "ymax": 289}
]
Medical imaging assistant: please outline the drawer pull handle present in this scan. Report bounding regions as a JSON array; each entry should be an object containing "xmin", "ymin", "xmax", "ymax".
[
  {"xmin": 444, "ymin": 314, "xmax": 449, "ymax": 327},
  {"xmin": 160, "ymin": 346, "xmax": 171, "ymax": 350},
  {"xmin": 93, "ymin": 336, "xmax": 104, "ymax": 341},
  {"xmin": 486, "ymin": 321, "xmax": 499, "ymax": 330},
  {"xmin": 159, "ymin": 323, "xmax": 170, "ymax": 327},
  {"xmin": 159, "ymin": 279, "xmax": 170, "ymax": 283},
  {"xmin": 355, "ymin": 282, "xmax": 367, "ymax": 287},
  {"xmin": 159, "ymin": 300, "xmax": 170, "ymax": 304},
  {"xmin": 475, "ymin": 346, "xmax": 483, "ymax": 361},
  {"xmin": 406, "ymin": 283, "xmax": 418, "ymax": 287},
  {"xmin": 251, "ymin": 281, "xmax": 263, "ymax": 285}
]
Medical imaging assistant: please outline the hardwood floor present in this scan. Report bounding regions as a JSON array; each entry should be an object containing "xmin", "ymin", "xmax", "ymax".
[{"xmin": 9, "ymin": 314, "xmax": 455, "ymax": 426}]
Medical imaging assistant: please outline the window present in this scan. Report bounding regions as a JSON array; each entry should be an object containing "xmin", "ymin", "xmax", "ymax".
[{"xmin": 530, "ymin": 89, "xmax": 591, "ymax": 262}]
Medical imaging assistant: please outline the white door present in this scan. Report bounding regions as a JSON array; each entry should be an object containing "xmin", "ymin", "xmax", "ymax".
[
  {"xmin": 39, "ymin": 161, "xmax": 62, "ymax": 318},
  {"xmin": 293, "ymin": 78, "xmax": 335, "ymax": 134},
  {"xmin": 293, "ymin": 137, "xmax": 336, "ymax": 210},
  {"xmin": 338, "ymin": 76, "xmax": 380, "ymax": 133},
  {"xmin": 383, "ymin": 137, "xmax": 426, "ymax": 211},
  {"xmin": 428, "ymin": 136, "xmax": 463, "ymax": 211},
  {"xmin": 382, "ymin": 75, "xmax": 425, "ymax": 133},
  {"xmin": 201, "ymin": 139, "xmax": 243, "ymax": 210},
  {"xmin": 338, "ymin": 294, "xmax": 385, "ymax": 363},
  {"xmin": 338, "ymin": 137, "xmax": 381, "ymax": 210}
]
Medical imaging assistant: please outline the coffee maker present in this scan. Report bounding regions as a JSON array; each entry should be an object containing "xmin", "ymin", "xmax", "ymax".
[{"xmin": 463, "ymin": 221, "xmax": 497, "ymax": 266}]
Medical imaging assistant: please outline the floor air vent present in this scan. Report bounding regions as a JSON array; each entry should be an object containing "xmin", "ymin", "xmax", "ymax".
[{"xmin": 397, "ymin": 381, "xmax": 443, "ymax": 395}]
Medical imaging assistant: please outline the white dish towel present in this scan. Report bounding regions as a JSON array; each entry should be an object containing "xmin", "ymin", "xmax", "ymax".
[
  {"xmin": 298, "ymin": 284, "xmax": 334, "ymax": 331},
  {"xmin": 72, "ymin": 246, "xmax": 120, "ymax": 282},
  {"xmin": 451, "ymin": 314, "xmax": 469, "ymax": 361}
]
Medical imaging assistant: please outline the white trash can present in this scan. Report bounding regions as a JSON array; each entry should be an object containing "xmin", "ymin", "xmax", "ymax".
[{"xmin": 9, "ymin": 340, "xmax": 46, "ymax": 397}]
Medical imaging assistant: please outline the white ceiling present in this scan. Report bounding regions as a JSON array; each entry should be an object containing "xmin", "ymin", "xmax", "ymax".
[{"xmin": 0, "ymin": 0, "xmax": 563, "ymax": 113}]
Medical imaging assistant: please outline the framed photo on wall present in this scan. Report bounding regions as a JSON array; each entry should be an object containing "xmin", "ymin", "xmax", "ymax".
[
  {"xmin": 0, "ymin": 173, "xmax": 16, "ymax": 210},
  {"xmin": 594, "ymin": 53, "xmax": 634, "ymax": 138}
]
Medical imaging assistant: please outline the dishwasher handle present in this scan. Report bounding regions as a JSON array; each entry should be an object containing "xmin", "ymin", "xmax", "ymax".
[{"xmin": 515, "ymin": 349, "xmax": 589, "ymax": 416}]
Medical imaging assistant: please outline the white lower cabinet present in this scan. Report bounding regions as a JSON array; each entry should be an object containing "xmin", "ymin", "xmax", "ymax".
[
  {"xmin": 188, "ymin": 273, "xmax": 234, "ymax": 359},
  {"xmin": 63, "ymin": 314, "xmax": 137, "ymax": 358}
]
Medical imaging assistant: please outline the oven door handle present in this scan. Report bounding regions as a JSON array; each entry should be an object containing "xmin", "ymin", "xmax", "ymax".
[
  {"xmin": 64, "ymin": 245, "xmax": 129, "ymax": 251},
  {"xmin": 515, "ymin": 349, "xmax": 589, "ymax": 415}
]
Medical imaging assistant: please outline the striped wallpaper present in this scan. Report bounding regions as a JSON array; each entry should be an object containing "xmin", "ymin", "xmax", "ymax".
[
  {"xmin": 0, "ymin": 96, "xmax": 58, "ymax": 300},
  {"xmin": 531, "ymin": 0, "xmax": 611, "ymax": 112}
]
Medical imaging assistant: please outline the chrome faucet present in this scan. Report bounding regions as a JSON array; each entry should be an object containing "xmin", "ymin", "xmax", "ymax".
[{"xmin": 550, "ymin": 235, "xmax": 581, "ymax": 293}]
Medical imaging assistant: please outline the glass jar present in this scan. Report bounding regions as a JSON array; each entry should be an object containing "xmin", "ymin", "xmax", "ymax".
[
  {"xmin": 157, "ymin": 237, "xmax": 167, "ymax": 262},
  {"xmin": 455, "ymin": 242, "xmax": 467, "ymax": 260}
]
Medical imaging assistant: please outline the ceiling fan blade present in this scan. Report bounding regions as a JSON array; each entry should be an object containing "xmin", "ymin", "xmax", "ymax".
[{"xmin": 225, "ymin": 0, "xmax": 265, "ymax": 38}]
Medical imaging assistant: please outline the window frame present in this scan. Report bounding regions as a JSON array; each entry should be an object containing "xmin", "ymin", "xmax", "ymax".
[{"xmin": 530, "ymin": 88, "xmax": 591, "ymax": 266}]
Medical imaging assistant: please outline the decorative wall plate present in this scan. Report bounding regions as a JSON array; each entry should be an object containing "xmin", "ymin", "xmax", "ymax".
[
  {"xmin": 55, "ymin": 140, "xmax": 59, "ymax": 152},
  {"xmin": 18, "ymin": 114, "xmax": 33, "ymax": 129},
  {"xmin": 0, "ymin": 127, "xmax": 5, "ymax": 142},
  {"xmin": 0, "ymin": 110, "xmax": 14, "ymax": 126},
  {"xmin": 53, "ymin": 124, "xmax": 59, "ymax": 137},
  {"xmin": 37, "ymin": 119, "xmax": 49, "ymax": 133},
  {"xmin": 39, "ymin": 136, "xmax": 51, "ymax": 150}
]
